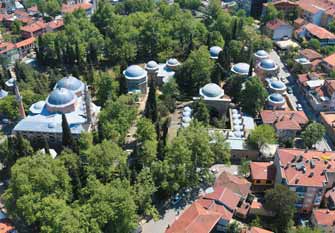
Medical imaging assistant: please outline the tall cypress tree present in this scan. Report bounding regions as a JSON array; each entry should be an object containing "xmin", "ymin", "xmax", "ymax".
[
  {"xmin": 144, "ymin": 80, "xmax": 158, "ymax": 123},
  {"xmin": 62, "ymin": 113, "xmax": 78, "ymax": 153},
  {"xmin": 248, "ymin": 59, "xmax": 254, "ymax": 77}
]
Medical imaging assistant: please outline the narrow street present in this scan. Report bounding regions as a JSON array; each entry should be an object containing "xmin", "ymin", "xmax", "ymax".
[{"xmin": 269, "ymin": 49, "xmax": 333, "ymax": 151}]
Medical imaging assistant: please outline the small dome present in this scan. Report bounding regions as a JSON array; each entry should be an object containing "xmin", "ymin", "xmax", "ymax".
[
  {"xmin": 231, "ymin": 63, "xmax": 250, "ymax": 75},
  {"xmin": 232, "ymin": 109, "xmax": 238, "ymax": 114},
  {"xmin": 259, "ymin": 59, "xmax": 277, "ymax": 70},
  {"xmin": 296, "ymin": 57, "xmax": 310, "ymax": 64},
  {"xmin": 270, "ymin": 80, "xmax": 286, "ymax": 90},
  {"xmin": 124, "ymin": 65, "xmax": 146, "ymax": 79},
  {"xmin": 182, "ymin": 116, "xmax": 192, "ymax": 123},
  {"xmin": 167, "ymin": 58, "xmax": 180, "ymax": 66},
  {"xmin": 33, "ymin": 101, "xmax": 45, "ymax": 110},
  {"xmin": 0, "ymin": 89, "xmax": 8, "ymax": 98},
  {"xmin": 184, "ymin": 106, "xmax": 192, "ymax": 113},
  {"xmin": 145, "ymin": 60, "xmax": 159, "ymax": 70},
  {"xmin": 209, "ymin": 46, "xmax": 223, "ymax": 59},
  {"xmin": 234, "ymin": 131, "xmax": 244, "ymax": 138},
  {"xmin": 56, "ymin": 75, "xmax": 83, "ymax": 92},
  {"xmin": 47, "ymin": 88, "xmax": 76, "ymax": 106},
  {"xmin": 255, "ymin": 50, "xmax": 268, "ymax": 58},
  {"xmin": 200, "ymin": 83, "xmax": 224, "ymax": 98},
  {"xmin": 183, "ymin": 111, "xmax": 191, "ymax": 117},
  {"xmin": 268, "ymin": 93, "xmax": 285, "ymax": 103}
]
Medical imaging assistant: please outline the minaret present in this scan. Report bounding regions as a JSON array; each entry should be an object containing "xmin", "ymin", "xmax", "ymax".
[
  {"xmin": 13, "ymin": 80, "xmax": 26, "ymax": 119},
  {"xmin": 84, "ymin": 85, "xmax": 92, "ymax": 124}
]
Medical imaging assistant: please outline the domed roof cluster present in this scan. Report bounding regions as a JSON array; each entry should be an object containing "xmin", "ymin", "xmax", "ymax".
[
  {"xmin": 200, "ymin": 83, "xmax": 224, "ymax": 99},
  {"xmin": 231, "ymin": 63, "xmax": 250, "ymax": 75},
  {"xmin": 255, "ymin": 50, "xmax": 269, "ymax": 59},
  {"xmin": 55, "ymin": 75, "xmax": 84, "ymax": 93},
  {"xmin": 145, "ymin": 60, "xmax": 159, "ymax": 70},
  {"xmin": 123, "ymin": 65, "xmax": 147, "ymax": 79},
  {"xmin": 209, "ymin": 46, "xmax": 223, "ymax": 59},
  {"xmin": 269, "ymin": 80, "xmax": 286, "ymax": 91},
  {"xmin": 268, "ymin": 93, "xmax": 285, "ymax": 104},
  {"xmin": 47, "ymin": 88, "xmax": 76, "ymax": 106},
  {"xmin": 259, "ymin": 59, "xmax": 277, "ymax": 70}
]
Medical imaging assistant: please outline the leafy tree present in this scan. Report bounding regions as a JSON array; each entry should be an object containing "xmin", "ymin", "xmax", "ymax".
[
  {"xmin": 290, "ymin": 227, "xmax": 322, "ymax": 233},
  {"xmin": 37, "ymin": 0, "xmax": 61, "ymax": 17},
  {"xmin": 3, "ymin": 154, "xmax": 72, "ymax": 231},
  {"xmin": 262, "ymin": 4, "xmax": 279, "ymax": 23},
  {"xmin": 192, "ymin": 99, "xmax": 210, "ymax": 125},
  {"xmin": 62, "ymin": 113, "xmax": 78, "ymax": 153},
  {"xmin": 84, "ymin": 140, "xmax": 128, "ymax": 183},
  {"xmin": 301, "ymin": 122, "xmax": 325, "ymax": 148},
  {"xmin": 227, "ymin": 222, "xmax": 241, "ymax": 233},
  {"xmin": 161, "ymin": 79, "xmax": 180, "ymax": 98},
  {"xmin": 328, "ymin": 20, "xmax": 335, "ymax": 33},
  {"xmin": 177, "ymin": 0, "xmax": 201, "ymax": 10},
  {"xmin": 145, "ymin": 80, "xmax": 158, "ymax": 123},
  {"xmin": 238, "ymin": 158, "xmax": 250, "ymax": 177},
  {"xmin": 94, "ymin": 70, "xmax": 119, "ymax": 106},
  {"xmin": 11, "ymin": 20, "xmax": 22, "ymax": 35},
  {"xmin": 0, "ymin": 96, "xmax": 19, "ymax": 120},
  {"xmin": 210, "ymin": 131, "xmax": 231, "ymax": 163},
  {"xmin": 248, "ymin": 125, "xmax": 277, "ymax": 149},
  {"xmin": 240, "ymin": 77, "xmax": 268, "ymax": 116},
  {"xmin": 80, "ymin": 177, "xmax": 138, "ymax": 233},
  {"xmin": 136, "ymin": 118, "xmax": 158, "ymax": 167},
  {"xmin": 224, "ymin": 75, "xmax": 244, "ymax": 101},
  {"xmin": 308, "ymin": 38, "xmax": 321, "ymax": 51},
  {"xmin": 264, "ymin": 184, "xmax": 296, "ymax": 233},
  {"xmin": 176, "ymin": 46, "xmax": 214, "ymax": 96}
]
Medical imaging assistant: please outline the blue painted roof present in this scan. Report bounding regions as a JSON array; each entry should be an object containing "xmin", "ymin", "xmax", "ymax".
[
  {"xmin": 124, "ymin": 65, "xmax": 146, "ymax": 79},
  {"xmin": 167, "ymin": 58, "xmax": 180, "ymax": 66},
  {"xmin": 260, "ymin": 59, "xmax": 276, "ymax": 69},
  {"xmin": 0, "ymin": 89, "xmax": 8, "ymax": 99},
  {"xmin": 55, "ymin": 76, "xmax": 84, "ymax": 92},
  {"xmin": 200, "ymin": 83, "xmax": 224, "ymax": 98},
  {"xmin": 146, "ymin": 60, "xmax": 158, "ymax": 70},
  {"xmin": 269, "ymin": 93, "xmax": 285, "ymax": 103},
  {"xmin": 47, "ymin": 88, "xmax": 76, "ymax": 106},
  {"xmin": 210, "ymin": 46, "xmax": 222, "ymax": 58},
  {"xmin": 270, "ymin": 80, "xmax": 286, "ymax": 90},
  {"xmin": 255, "ymin": 50, "xmax": 268, "ymax": 57},
  {"xmin": 231, "ymin": 63, "xmax": 250, "ymax": 75}
]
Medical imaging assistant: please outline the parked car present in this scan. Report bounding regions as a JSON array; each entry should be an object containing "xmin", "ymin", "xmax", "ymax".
[
  {"xmin": 296, "ymin": 103, "xmax": 303, "ymax": 111},
  {"xmin": 287, "ymin": 86, "xmax": 293, "ymax": 94},
  {"xmin": 171, "ymin": 194, "xmax": 182, "ymax": 206}
]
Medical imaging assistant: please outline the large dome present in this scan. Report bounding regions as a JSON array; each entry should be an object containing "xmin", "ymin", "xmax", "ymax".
[
  {"xmin": 145, "ymin": 60, "xmax": 159, "ymax": 70},
  {"xmin": 123, "ymin": 65, "xmax": 146, "ymax": 79},
  {"xmin": 200, "ymin": 83, "xmax": 224, "ymax": 98},
  {"xmin": 56, "ymin": 75, "xmax": 84, "ymax": 93},
  {"xmin": 268, "ymin": 93, "xmax": 285, "ymax": 103},
  {"xmin": 255, "ymin": 50, "xmax": 268, "ymax": 58},
  {"xmin": 166, "ymin": 58, "xmax": 180, "ymax": 67},
  {"xmin": 231, "ymin": 63, "xmax": 250, "ymax": 75},
  {"xmin": 259, "ymin": 59, "xmax": 277, "ymax": 70},
  {"xmin": 270, "ymin": 80, "xmax": 286, "ymax": 90},
  {"xmin": 209, "ymin": 46, "xmax": 223, "ymax": 59},
  {"xmin": 47, "ymin": 88, "xmax": 76, "ymax": 106}
]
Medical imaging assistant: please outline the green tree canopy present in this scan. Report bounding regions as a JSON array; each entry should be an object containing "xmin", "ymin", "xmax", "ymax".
[
  {"xmin": 210, "ymin": 131, "xmax": 231, "ymax": 163},
  {"xmin": 248, "ymin": 125, "xmax": 277, "ymax": 149},
  {"xmin": 262, "ymin": 4, "xmax": 279, "ymax": 23},
  {"xmin": 301, "ymin": 122, "xmax": 325, "ymax": 148},
  {"xmin": 264, "ymin": 184, "xmax": 296, "ymax": 233}
]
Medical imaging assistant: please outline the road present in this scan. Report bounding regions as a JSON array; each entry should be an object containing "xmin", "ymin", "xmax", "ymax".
[{"xmin": 269, "ymin": 50, "xmax": 333, "ymax": 151}]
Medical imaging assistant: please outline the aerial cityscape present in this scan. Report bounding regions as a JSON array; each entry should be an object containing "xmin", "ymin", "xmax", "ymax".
[{"xmin": 0, "ymin": 0, "xmax": 335, "ymax": 232}]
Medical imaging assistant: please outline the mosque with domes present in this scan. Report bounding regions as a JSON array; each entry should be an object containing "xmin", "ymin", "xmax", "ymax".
[
  {"xmin": 198, "ymin": 83, "xmax": 231, "ymax": 114},
  {"xmin": 13, "ymin": 75, "xmax": 100, "ymax": 147}
]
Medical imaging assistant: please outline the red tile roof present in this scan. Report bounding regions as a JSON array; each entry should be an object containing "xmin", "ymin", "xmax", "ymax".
[
  {"xmin": 277, "ymin": 148, "xmax": 335, "ymax": 187},
  {"xmin": 14, "ymin": 9, "xmax": 29, "ymax": 18},
  {"xmin": 20, "ymin": 20, "xmax": 46, "ymax": 33},
  {"xmin": 165, "ymin": 201, "xmax": 227, "ymax": 233},
  {"xmin": 214, "ymin": 171, "xmax": 251, "ymax": 197},
  {"xmin": 260, "ymin": 110, "xmax": 308, "ymax": 131},
  {"xmin": 323, "ymin": 53, "xmax": 335, "ymax": 68},
  {"xmin": 325, "ymin": 188, "xmax": 335, "ymax": 203},
  {"xmin": 294, "ymin": 18, "xmax": 305, "ymax": 25},
  {"xmin": 297, "ymin": 73, "xmax": 309, "ymax": 87},
  {"xmin": 304, "ymin": 23, "xmax": 335, "ymax": 40},
  {"xmin": 15, "ymin": 37, "xmax": 36, "ymax": 48},
  {"xmin": 47, "ymin": 19, "xmax": 64, "ymax": 30},
  {"xmin": 312, "ymin": 209, "xmax": 335, "ymax": 226},
  {"xmin": 204, "ymin": 186, "xmax": 241, "ymax": 211},
  {"xmin": 27, "ymin": 5, "xmax": 38, "ymax": 13},
  {"xmin": 266, "ymin": 19, "xmax": 289, "ymax": 30},
  {"xmin": 0, "ymin": 219, "xmax": 15, "ymax": 233},
  {"xmin": 61, "ymin": 3, "xmax": 92, "ymax": 14},
  {"xmin": 299, "ymin": 49, "xmax": 322, "ymax": 61},
  {"xmin": 250, "ymin": 162, "xmax": 276, "ymax": 181},
  {"xmin": 0, "ymin": 42, "xmax": 16, "ymax": 54},
  {"xmin": 311, "ymin": 59, "xmax": 322, "ymax": 70}
]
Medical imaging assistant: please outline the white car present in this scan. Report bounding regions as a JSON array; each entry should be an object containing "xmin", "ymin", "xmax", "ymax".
[{"xmin": 296, "ymin": 104, "xmax": 303, "ymax": 111}]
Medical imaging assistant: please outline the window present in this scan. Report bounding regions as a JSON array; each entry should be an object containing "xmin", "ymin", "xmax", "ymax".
[{"xmin": 256, "ymin": 180, "xmax": 261, "ymax": 184}]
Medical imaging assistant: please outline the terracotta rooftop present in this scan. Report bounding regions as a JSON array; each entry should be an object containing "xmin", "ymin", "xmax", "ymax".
[
  {"xmin": 250, "ymin": 162, "xmax": 276, "ymax": 181},
  {"xmin": 244, "ymin": 227, "xmax": 274, "ymax": 233},
  {"xmin": 15, "ymin": 37, "xmax": 36, "ymax": 48},
  {"xmin": 0, "ymin": 42, "xmax": 15, "ymax": 54},
  {"xmin": 20, "ymin": 20, "xmax": 46, "ymax": 33},
  {"xmin": 299, "ymin": 49, "xmax": 322, "ymax": 61},
  {"xmin": 165, "ymin": 201, "xmax": 222, "ymax": 233},
  {"xmin": 294, "ymin": 18, "xmax": 305, "ymax": 25},
  {"xmin": 304, "ymin": 23, "xmax": 335, "ymax": 40},
  {"xmin": 277, "ymin": 148, "xmax": 335, "ymax": 187},
  {"xmin": 325, "ymin": 188, "xmax": 335, "ymax": 203},
  {"xmin": 311, "ymin": 59, "xmax": 322, "ymax": 70},
  {"xmin": 204, "ymin": 186, "xmax": 241, "ymax": 211},
  {"xmin": 266, "ymin": 19, "xmax": 289, "ymax": 30},
  {"xmin": 47, "ymin": 19, "xmax": 64, "ymax": 30},
  {"xmin": 325, "ymin": 79, "xmax": 335, "ymax": 93},
  {"xmin": 0, "ymin": 219, "xmax": 15, "ymax": 233},
  {"xmin": 61, "ymin": 3, "xmax": 92, "ymax": 14},
  {"xmin": 312, "ymin": 209, "xmax": 335, "ymax": 226},
  {"xmin": 214, "ymin": 171, "xmax": 251, "ymax": 197},
  {"xmin": 298, "ymin": 0, "xmax": 335, "ymax": 17},
  {"xmin": 320, "ymin": 112, "xmax": 335, "ymax": 134},
  {"xmin": 260, "ymin": 110, "xmax": 308, "ymax": 131},
  {"xmin": 323, "ymin": 52, "xmax": 335, "ymax": 68}
]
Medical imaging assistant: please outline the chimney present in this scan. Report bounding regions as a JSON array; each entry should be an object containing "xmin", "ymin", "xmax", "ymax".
[
  {"xmin": 308, "ymin": 172, "xmax": 314, "ymax": 177},
  {"xmin": 289, "ymin": 113, "xmax": 294, "ymax": 120},
  {"xmin": 13, "ymin": 80, "xmax": 26, "ymax": 119},
  {"xmin": 295, "ymin": 178, "xmax": 299, "ymax": 184},
  {"xmin": 84, "ymin": 85, "xmax": 92, "ymax": 124}
]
